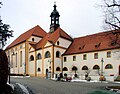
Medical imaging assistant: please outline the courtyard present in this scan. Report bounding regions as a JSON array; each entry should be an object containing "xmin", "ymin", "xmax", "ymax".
[{"xmin": 11, "ymin": 76, "xmax": 120, "ymax": 94}]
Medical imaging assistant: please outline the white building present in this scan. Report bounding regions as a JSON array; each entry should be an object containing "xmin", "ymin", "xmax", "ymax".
[{"xmin": 5, "ymin": 3, "xmax": 120, "ymax": 81}]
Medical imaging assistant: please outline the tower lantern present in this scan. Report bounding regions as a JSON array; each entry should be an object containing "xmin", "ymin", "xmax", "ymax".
[{"xmin": 50, "ymin": 2, "xmax": 60, "ymax": 33}]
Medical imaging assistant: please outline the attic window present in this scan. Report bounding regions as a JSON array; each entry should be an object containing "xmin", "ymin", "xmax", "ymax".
[
  {"xmin": 57, "ymin": 41, "xmax": 59, "ymax": 45},
  {"xmin": 32, "ymin": 38, "xmax": 34, "ymax": 41},
  {"xmin": 79, "ymin": 45, "xmax": 85, "ymax": 50},
  {"xmin": 111, "ymin": 41, "xmax": 116, "ymax": 46},
  {"xmin": 95, "ymin": 43, "xmax": 101, "ymax": 48}
]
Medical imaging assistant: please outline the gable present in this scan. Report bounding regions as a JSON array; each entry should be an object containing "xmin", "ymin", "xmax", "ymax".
[
  {"xmin": 28, "ymin": 36, "xmax": 42, "ymax": 43},
  {"xmin": 35, "ymin": 27, "xmax": 72, "ymax": 50},
  {"xmin": 55, "ymin": 37, "xmax": 72, "ymax": 48},
  {"xmin": 6, "ymin": 25, "xmax": 46, "ymax": 50},
  {"xmin": 44, "ymin": 41, "xmax": 52, "ymax": 47},
  {"xmin": 29, "ymin": 44, "xmax": 35, "ymax": 52}
]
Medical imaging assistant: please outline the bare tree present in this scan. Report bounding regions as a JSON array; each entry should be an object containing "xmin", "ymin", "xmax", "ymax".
[{"xmin": 103, "ymin": 0, "xmax": 120, "ymax": 31}]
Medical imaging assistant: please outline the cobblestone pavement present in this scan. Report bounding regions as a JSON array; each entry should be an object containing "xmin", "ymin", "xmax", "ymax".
[{"xmin": 11, "ymin": 77, "xmax": 119, "ymax": 94}]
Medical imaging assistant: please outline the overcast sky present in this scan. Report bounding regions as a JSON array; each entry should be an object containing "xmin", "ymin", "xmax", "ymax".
[{"xmin": 1, "ymin": 0, "xmax": 104, "ymax": 46}]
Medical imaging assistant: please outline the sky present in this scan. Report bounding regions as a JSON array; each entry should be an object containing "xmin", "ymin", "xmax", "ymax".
[{"xmin": 0, "ymin": 0, "xmax": 104, "ymax": 47}]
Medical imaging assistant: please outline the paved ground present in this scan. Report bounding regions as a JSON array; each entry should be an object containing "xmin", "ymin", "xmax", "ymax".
[{"xmin": 10, "ymin": 77, "xmax": 119, "ymax": 94}]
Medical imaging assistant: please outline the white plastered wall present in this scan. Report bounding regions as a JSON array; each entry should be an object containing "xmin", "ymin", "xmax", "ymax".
[
  {"xmin": 7, "ymin": 43, "xmax": 26, "ymax": 74},
  {"xmin": 63, "ymin": 49, "xmax": 120, "ymax": 78},
  {"xmin": 56, "ymin": 37, "xmax": 72, "ymax": 48},
  {"xmin": 36, "ymin": 50, "xmax": 42, "ymax": 75},
  {"xmin": 28, "ymin": 36, "xmax": 42, "ymax": 43}
]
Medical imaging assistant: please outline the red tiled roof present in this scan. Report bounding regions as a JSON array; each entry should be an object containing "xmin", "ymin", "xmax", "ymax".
[
  {"xmin": 6, "ymin": 25, "xmax": 47, "ymax": 49},
  {"xmin": 36, "ymin": 27, "xmax": 72, "ymax": 49},
  {"xmin": 29, "ymin": 42, "xmax": 37, "ymax": 49},
  {"xmin": 64, "ymin": 29, "xmax": 120, "ymax": 55}
]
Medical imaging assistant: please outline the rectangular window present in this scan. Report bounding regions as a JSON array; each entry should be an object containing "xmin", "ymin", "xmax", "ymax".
[
  {"xmin": 64, "ymin": 57, "xmax": 67, "ymax": 62},
  {"xmin": 83, "ymin": 54, "xmax": 87, "ymax": 60},
  {"xmin": 20, "ymin": 51, "xmax": 22, "ymax": 67},
  {"xmin": 73, "ymin": 56, "xmax": 76, "ymax": 61},
  {"xmin": 94, "ymin": 53, "xmax": 98, "ymax": 59},
  {"xmin": 107, "ymin": 51, "xmax": 111, "ymax": 58}
]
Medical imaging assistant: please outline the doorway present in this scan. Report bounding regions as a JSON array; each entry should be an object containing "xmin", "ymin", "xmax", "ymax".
[
  {"xmin": 46, "ymin": 69, "xmax": 48, "ymax": 78},
  {"xmin": 119, "ymin": 65, "xmax": 120, "ymax": 75}
]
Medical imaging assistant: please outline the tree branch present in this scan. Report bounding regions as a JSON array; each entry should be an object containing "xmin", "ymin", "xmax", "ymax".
[{"xmin": 105, "ymin": 20, "xmax": 120, "ymax": 29}]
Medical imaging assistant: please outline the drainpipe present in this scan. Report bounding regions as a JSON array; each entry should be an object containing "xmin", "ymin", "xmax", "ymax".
[
  {"xmin": 52, "ymin": 44, "xmax": 54, "ymax": 78},
  {"xmin": 35, "ymin": 50, "xmax": 37, "ymax": 77},
  {"xmin": 61, "ymin": 55, "xmax": 63, "ymax": 74}
]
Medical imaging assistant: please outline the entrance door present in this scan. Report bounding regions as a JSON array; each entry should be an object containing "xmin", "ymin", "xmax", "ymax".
[{"xmin": 46, "ymin": 69, "xmax": 48, "ymax": 77}]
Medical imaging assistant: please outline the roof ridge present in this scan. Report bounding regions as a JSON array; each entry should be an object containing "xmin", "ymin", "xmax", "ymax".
[{"xmin": 74, "ymin": 30, "xmax": 113, "ymax": 40}]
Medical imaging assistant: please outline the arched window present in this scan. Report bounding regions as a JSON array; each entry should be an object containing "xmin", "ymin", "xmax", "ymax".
[
  {"xmin": 105, "ymin": 64, "xmax": 113, "ymax": 69},
  {"xmin": 45, "ymin": 51, "xmax": 51, "ymax": 58},
  {"xmin": 56, "ymin": 51, "xmax": 60, "ymax": 58},
  {"xmin": 56, "ymin": 67, "xmax": 60, "ymax": 71},
  {"xmin": 37, "ymin": 53, "xmax": 42, "ymax": 60},
  {"xmin": 72, "ymin": 66, "xmax": 78, "ymax": 71},
  {"xmin": 63, "ymin": 67, "xmax": 68, "ymax": 71},
  {"xmin": 30, "ymin": 55, "xmax": 34, "ymax": 61},
  {"xmin": 82, "ymin": 66, "xmax": 88, "ymax": 70},
  {"xmin": 93, "ymin": 65, "xmax": 100, "ymax": 70},
  {"xmin": 57, "ymin": 41, "xmax": 59, "ymax": 45},
  {"xmin": 38, "ymin": 68, "xmax": 41, "ymax": 72}
]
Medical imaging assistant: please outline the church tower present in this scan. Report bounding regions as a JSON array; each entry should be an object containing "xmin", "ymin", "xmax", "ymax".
[{"xmin": 50, "ymin": 2, "xmax": 60, "ymax": 33}]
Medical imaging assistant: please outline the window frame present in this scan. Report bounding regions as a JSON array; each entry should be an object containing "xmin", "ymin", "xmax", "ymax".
[
  {"xmin": 64, "ymin": 57, "xmax": 67, "ymax": 62},
  {"xmin": 56, "ymin": 51, "xmax": 61, "ymax": 58},
  {"xmin": 94, "ymin": 53, "xmax": 98, "ymax": 59},
  {"xmin": 82, "ymin": 66, "xmax": 88, "ymax": 70},
  {"xmin": 15, "ymin": 53, "xmax": 17, "ymax": 67},
  {"xmin": 20, "ymin": 51, "xmax": 22, "ymax": 67},
  {"xmin": 37, "ymin": 67, "xmax": 41, "ymax": 72},
  {"xmin": 105, "ymin": 64, "xmax": 113, "ymax": 69},
  {"xmin": 73, "ymin": 56, "xmax": 76, "ymax": 61},
  {"xmin": 45, "ymin": 51, "xmax": 51, "ymax": 58},
  {"xmin": 37, "ymin": 53, "xmax": 42, "ymax": 60},
  {"xmin": 30, "ymin": 55, "xmax": 34, "ymax": 61},
  {"xmin": 107, "ymin": 51, "xmax": 111, "ymax": 58},
  {"xmin": 56, "ymin": 67, "xmax": 61, "ymax": 71},
  {"xmin": 93, "ymin": 65, "xmax": 100, "ymax": 70},
  {"xmin": 83, "ymin": 54, "xmax": 87, "ymax": 60},
  {"xmin": 62, "ymin": 67, "xmax": 68, "ymax": 71},
  {"xmin": 72, "ymin": 66, "xmax": 78, "ymax": 71}
]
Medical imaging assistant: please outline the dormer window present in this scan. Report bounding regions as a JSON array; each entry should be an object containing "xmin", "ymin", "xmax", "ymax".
[
  {"xmin": 111, "ymin": 41, "xmax": 116, "ymax": 46},
  {"xmin": 95, "ymin": 43, "xmax": 101, "ymax": 48},
  {"xmin": 79, "ymin": 45, "xmax": 85, "ymax": 50}
]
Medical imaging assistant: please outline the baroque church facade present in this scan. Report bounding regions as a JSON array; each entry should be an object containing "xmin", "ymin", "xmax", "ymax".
[{"xmin": 5, "ymin": 3, "xmax": 120, "ymax": 81}]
